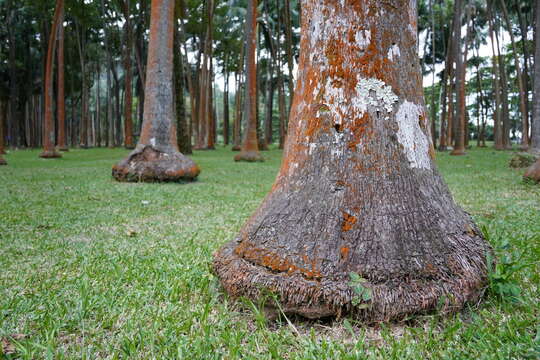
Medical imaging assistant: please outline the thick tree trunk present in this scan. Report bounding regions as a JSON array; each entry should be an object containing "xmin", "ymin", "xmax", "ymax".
[
  {"xmin": 214, "ymin": 0, "xmax": 490, "ymax": 321},
  {"xmin": 235, "ymin": 0, "xmax": 263, "ymax": 162},
  {"xmin": 57, "ymin": 7, "xmax": 67, "ymax": 151},
  {"xmin": 40, "ymin": 0, "xmax": 63, "ymax": 159},
  {"xmin": 112, "ymin": 0, "xmax": 199, "ymax": 183},
  {"xmin": 284, "ymin": 0, "xmax": 295, "ymax": 109}
]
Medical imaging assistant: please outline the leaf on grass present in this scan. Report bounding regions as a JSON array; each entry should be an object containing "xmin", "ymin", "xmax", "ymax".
[{"xmin": 1, "ymin": 334, "xmax": 26, "ymax": 355}]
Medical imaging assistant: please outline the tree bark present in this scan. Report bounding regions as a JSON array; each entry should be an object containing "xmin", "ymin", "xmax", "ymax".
[
  {"xmin": 214, "ymin": 0, "xmax": 491, "ymax": 322},
  {"xmin": 40, "ymin": 0, "xmax": 63, "ymax": 158},
  {"xmin": 0, "ymin": 100, "xmax": 6, "ymax": 164},
  {"xmin": 223, "ymin": 58, "xmax": 230, "ymax": 146},
  {"xmin": 450, "ymin": 0, "xmax": 466, "ymax": 156},
  {"xmin": 112, "ymin": 0, "xmax": 199, "ymax": 183},
  {"xmin": 529, "ymin": 0, "xmax": 540, "ymax": 155},
  {"xmin": 488, "ymin": 1, "xmax": 504, "ymax": 150},
  {"xmin": 122, "ymin": 0, "xmax": 135, "ymax": 149},
  {"xmin": 57, "ymin": 6, "xmax": 67, "ymax": 151},
  {"xmin": 500, "ymin": 0, "xmax": 529, "ymax": 150},
  {"xmin": 235, "ymin": 0, "xmax": 263, "ymax": 162}
]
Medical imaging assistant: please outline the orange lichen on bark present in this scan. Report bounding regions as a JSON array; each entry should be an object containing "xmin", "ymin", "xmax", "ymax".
[
  {"xmin": 340, "ymin": 246, "xmax": 350, "ymax": 260},
  {"xmin": 341, "ymin": 211, "xmax": 358, "ymax": 232},
  {"xmin": 235, "ymin": 241, "xmax": 322, "ymax": 280}
]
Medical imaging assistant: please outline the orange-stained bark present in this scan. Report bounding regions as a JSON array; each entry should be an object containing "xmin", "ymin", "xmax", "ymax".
[
  {"xmin": 234, "ymin": 0, "xmax": 263, "ymax": 162},
  {"xmin": 215, "ymin": 0, "xmax": 490, "ymax": 322},
  {"xmin": 40, "ymin": 0, "xmax": 63, "ymax": 159},
  {"xmin": 57, "ymin": 7, "xmax": 67, "ymax": 151},
  {"xmin": 112, "ymin": 0, "xmax": 199, "ymax": 183}
]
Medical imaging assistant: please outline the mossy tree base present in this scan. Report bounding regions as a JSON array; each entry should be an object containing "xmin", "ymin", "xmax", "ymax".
[
  {"xmin": 39, "ymin": 150, "xmax": 62, "ymax": 159},
  {"xmin": 524, "ymin": 159, "xmax": 540, "ymax": 183},
  {"xmin": 112, "ymin": 145, "xmax": 200, "ymax": 183},
  {"xmin": 234, "ymin": 151, "xmax": 264, "ymax": 162}
]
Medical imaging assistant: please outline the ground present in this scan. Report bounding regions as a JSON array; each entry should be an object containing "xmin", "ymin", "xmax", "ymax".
[{"xmin": 0, "ymin": 146, "xmax": 539, "ymax": 359}]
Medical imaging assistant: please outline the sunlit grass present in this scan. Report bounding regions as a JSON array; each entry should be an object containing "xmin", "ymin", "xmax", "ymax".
[{"xmin": 0, "ymin": 146, "xmax": 538, "ymax": 359}]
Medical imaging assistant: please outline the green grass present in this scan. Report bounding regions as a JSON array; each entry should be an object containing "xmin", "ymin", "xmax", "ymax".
[{"xmin": 0, "ymin": 146, "xmax": 539, "ymax": 359}]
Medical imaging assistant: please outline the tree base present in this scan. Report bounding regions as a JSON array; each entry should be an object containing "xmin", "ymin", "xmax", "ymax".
[
  {"xmin": 0, "ymin": 149, "xmax": 6, "ymax": 155},
  {"xmin": 58, "ymin": 147, "xmax": 69, "ymax": 152},
  {"xmin": 524, "ymin": 159, "xmax": 540, "ymax": 183},
  {"xmin": 39, "ymin": 150, "xmax": 62, "ymax": 159},
  {"xmin": 125, "ymin": 145, "xmax": 136, "ymax": 150},
  {"xmin": 518, "ymin": 145, "xmax": 529, "ymax": 151},
  {"xmin": 234, "ymin": 151, "xmax": 264, "ymax": 162},
  {"xmin": 450, "ymin": 149, "xmax": 466, "ymax": 156},
  {"xmin": 213, "ymin": 237, "xmax": 488, "ymax": 322},
  {"xmin": 0, "ymin": 157, "xmax": 6, "ymax": 165},
  {"xmin": 231, "ymin": 145, "xmax": 242, "ymax": 152},
  {"xmin": 112, "ymin": 145, "xmax": 200, "ymax": 183}
]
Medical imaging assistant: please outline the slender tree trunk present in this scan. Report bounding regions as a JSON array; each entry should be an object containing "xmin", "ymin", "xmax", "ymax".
[
  {"xmin": 96, "ymin": 60, "xmax": 101, "ymax": 147},
  {"xmin": 530, "ymin": 0, "xmax": 540, "ymax": 155},
  {"xmin": 40, "ymin": 0, "xmax": 63, "ymax": 158},
  {"xmin": 283, "ymin": 0, "xmax": 295, "ymax": 110},
  {"xmin": 451, "ymin": 0, "xmax": 466, "ymax": 155},
  {"xmin": 488, "ymin": 1, "xmax": 504, "ymax": 150},
  {"xmin": 122, "ymin": 0, "xmax": 135, "ymax": 149},
  {"xmin": 223, "ymin": 63, "xmax": 230, "ymax": 146},
  {"xmin": 57, "ymin": 6, "xmax": 67, "ymax": 151},
  {"xmin": 174, "ymin": 21, "xmax": 192, "ymax": 155},
  {"xmin": 235, "ymin": 0, "xmax": 263, "ymax": 162},
  {"xmin": 0, "ymin": 99, "xmax": 6, "ymax": 156},
  {"xmin": 113, "ymin": 0, "xmax": 199, "ymax": 183},
  {"xmin": 494, "ymin": 20, "xmax": 511, "ymax": 149},
  {"xmin": 214, "ymin": 0, "xmax": 490, "ymax": 322}
]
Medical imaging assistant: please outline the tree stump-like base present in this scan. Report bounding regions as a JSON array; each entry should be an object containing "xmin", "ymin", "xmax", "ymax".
[
  {"xmin": 112, "ymin": 145, "xmax": 200, "ymax": 183},
  {"xmin": 524, "ymin": 159, "xmax": 540, "ymax": 183},
  {"xmin": 214, "ymin": 234, "xmax": 488, "ymax": 322},
  {"xmin": 39, "ymin": 150, "xmax": 62, "ymax": 159},
  {"xmin": 234, "ymin": 151, "xmax": 264, "ymax": 162},
  {"xmin": 450, "ymin": 149, "xmax": 466, "ymax": 156}
]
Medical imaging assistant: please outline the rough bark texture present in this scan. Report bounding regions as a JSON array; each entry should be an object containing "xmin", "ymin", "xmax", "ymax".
[
  {"xmin": 234, "ymin": 0, "xmax": 263, "ymax": 162},
  {"xmin": 214, "ymin": 0, "xmax": 491, "ymax": 322},
  {"xmin": 524, "ymin": 158, "xmax": 540, "ymax": 182},
  {"xmin": 450, "ymin": 0, "xmax": 465, "ymax": 156},
  {"xmin": 40, "ymin": 0, "xmax": 63, "ymax": 159},
  {"xmin": 113, "ymin": 0, "xmax": 199, "ymax": 183}
]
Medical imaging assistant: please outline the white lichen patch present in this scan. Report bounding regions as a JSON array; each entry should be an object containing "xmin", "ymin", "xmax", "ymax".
[
  {"xmin": 387, "ymin": 44, "xmax": 400, "ymax": 62},
  {"xmin": 395, "ymin": 101, "xmax": 431, "ymax": 169},
  {"xmin": 355, "ymin": 30, "xmax": 371, "ymax": 49},
  {"xmin": 354, "ymin": 78, "xmax": 399, "ymax": 113}
]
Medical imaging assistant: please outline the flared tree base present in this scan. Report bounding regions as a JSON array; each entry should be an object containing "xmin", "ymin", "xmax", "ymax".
[
  {"xmin": 450, "ymin": 149, "xmax": 466, "ymax": 156},
  {"xmin": 213, "ymin": 237, "xmax": 488, "ymax": 322},
  {"xmin": 39, "ymin": 150, "xmax": 62, "ymax": 159},
  {"xmin": 234, "ymin": 151, "xmax": 264, "ymax": 162},
  {"xmin": 524, "ymin": 159, "xmax": 540, "ymax": 183},
  {"xmin": 112, "ymin": 145, "xmax": 200, "ymax": 183}
]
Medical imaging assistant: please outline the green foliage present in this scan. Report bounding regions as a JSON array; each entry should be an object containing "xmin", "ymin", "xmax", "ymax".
[{"xmin": 348, "ymin": 272, "xmax": 372, "ymax": 308}]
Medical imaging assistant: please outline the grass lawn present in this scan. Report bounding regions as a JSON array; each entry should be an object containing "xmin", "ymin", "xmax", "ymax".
[{"xmin": 0, "ymin": 146, "xmax": 539, "ymax": 359}]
